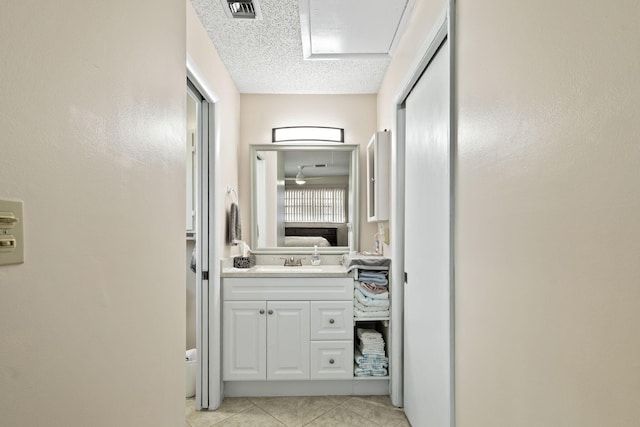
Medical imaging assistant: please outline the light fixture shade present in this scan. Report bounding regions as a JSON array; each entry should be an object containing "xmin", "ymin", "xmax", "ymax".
[
  {"xmin": 295, "ymin": 168, "xmax": 306, "ymax": 185},
  {"xmin": 272, "ymin": 126, "xmax": 344, "ymax": 143}
]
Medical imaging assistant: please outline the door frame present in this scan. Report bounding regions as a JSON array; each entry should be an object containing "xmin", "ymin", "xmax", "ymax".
[
  {"xmin": 390, "ymin": 0, "xmax": 456, "ymax": 422},
  {"xmin": 187, "ymin": 55, "xmax": 222, "ymax": 411}
]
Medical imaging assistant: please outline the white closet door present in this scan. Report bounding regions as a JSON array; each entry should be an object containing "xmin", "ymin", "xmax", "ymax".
[{"xmin": 404, "ymin": 38, "xmax": 452, "ymax": 427}]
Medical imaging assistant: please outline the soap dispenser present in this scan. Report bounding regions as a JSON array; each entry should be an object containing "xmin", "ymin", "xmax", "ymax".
[{"xmin": 311, "ymin": 245, "xmax": 321, "ymax": 266}]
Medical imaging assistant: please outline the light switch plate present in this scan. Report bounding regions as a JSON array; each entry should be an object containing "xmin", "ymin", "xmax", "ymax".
[{"xmin": 0, "ymin": 199, "xmax": 24, "ymax": 266}]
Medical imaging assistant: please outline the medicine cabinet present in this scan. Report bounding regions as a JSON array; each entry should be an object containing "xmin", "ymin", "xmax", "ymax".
[{"xmin": 366, "ymin": 131, "xmax": 390, "ymax": 222}]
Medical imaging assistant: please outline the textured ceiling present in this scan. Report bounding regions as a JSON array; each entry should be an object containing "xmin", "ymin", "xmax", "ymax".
[{"xmin": 189, "ymin": 0, "xmax": 392, "ymax": 94}]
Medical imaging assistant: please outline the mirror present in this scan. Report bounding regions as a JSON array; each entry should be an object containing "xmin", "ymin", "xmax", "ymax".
[{"xmin": 250, "ymin": 144, "xmax": 359, "ymax": 254}]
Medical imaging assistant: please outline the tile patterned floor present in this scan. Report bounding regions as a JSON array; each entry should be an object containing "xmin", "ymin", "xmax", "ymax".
[{"xmin": 186, "ymin": 395, "xmax": 411, "ymax": 427}]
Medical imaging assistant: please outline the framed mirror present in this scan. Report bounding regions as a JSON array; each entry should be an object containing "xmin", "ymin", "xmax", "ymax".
[{"xmin": 250, "ymin": 144, "xmax": 359, "ymax": 254}]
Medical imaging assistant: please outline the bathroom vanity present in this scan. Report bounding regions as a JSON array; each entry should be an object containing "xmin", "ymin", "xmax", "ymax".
[{"xmin": 220, "ymin": 263, "xmax": 390, "ymax": 397}]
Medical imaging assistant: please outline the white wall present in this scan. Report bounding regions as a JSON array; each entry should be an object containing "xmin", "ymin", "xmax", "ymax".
[
  {"xmin": 0, "ymin": 1, "xmax": 186, "ymax": 426},
  {"xmin": 378, "ymin": 0, "xmax": 640, "ymax": 425},
  {"xmin": 239, "ymin": 94, "xmax": 378, "ymax": 252}
]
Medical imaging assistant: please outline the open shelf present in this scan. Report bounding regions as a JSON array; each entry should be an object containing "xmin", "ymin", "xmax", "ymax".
[
  {"xmin": 353, "ymin": 375, "xmax": 390, "ymax": 381},
  {"xmin": 354, "ymin": 317, "xmax": 389, "ymax": 327}
]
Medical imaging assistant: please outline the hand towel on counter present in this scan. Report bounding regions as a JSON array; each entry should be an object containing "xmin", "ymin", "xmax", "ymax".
[
  {"xmin": 342, "ymin": 254, "xmax": 391, "ymax": 272},
  {"xmin": 228, "ymin": 202, "xmax": 241, "ymax": 245}
]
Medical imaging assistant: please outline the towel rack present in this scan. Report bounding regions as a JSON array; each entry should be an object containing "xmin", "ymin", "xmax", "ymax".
[{"xmin": 226, "ymin": 186, "xmax": 238, "ymax": 203}]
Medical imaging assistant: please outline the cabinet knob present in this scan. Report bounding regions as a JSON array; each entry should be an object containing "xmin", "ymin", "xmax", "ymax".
[
  {"xmin": 268, "ymin": 309, "xmax": 274, "ymax": 315},
  {"xmin": 329, "ymin": 319, "xmax": 335, "ymax": 324},
  {"xmin": 259, "ymin": 309, "xmax": 265, "ymax": 315},
  {"xmin": 329, "ymin": 359, "xmax": 335, "ymax": 364}
]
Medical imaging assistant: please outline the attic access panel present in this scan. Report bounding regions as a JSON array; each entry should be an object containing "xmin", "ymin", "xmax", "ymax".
[{"xmin": 299, "ymin": 0, "xmax": 413, "ymax": 60}]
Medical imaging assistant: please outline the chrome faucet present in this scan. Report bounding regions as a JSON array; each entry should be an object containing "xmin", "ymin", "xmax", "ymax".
[{"xmin": 281, "ymin": 256, "xmax": 303, "ymax": 266}]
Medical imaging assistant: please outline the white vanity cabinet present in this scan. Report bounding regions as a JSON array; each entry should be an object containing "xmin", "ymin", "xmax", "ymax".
[
  {"xmin": 223, "ymin": 301, "xmax": 310, "ymax": 381},
  {"xmin": 222, "ymin": 277, "xmax": 353, "ymax": 382}
]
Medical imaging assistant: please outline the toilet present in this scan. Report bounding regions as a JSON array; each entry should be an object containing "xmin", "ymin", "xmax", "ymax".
[{"xmin": 185, "ymin": 349, "xmax": 196, "ymax": 398}]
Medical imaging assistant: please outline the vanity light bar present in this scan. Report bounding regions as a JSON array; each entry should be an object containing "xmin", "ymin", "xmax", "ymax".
[{"xmin": 272, "ymin": 126, "xmax": 344, "ymax": 143}]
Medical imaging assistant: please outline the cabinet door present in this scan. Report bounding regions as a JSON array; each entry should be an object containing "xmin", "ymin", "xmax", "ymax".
[
  {"xmin": 266, "ymin": 301, "xmax": 310, "ymax": 380},
  {"xmin": 223, "ymin": 301, "xmax": 266, "ymax": 381}
]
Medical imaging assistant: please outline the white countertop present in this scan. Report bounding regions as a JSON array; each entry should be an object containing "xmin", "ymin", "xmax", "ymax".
[{"xmin": 221, "ymin": 263, "xmax": 351, "ymax": 278}]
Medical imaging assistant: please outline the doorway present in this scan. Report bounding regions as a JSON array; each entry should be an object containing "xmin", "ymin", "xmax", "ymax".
[
  {"xmin": 186, "ymin": 61, "xmax": 221, "ymax": 410},
  {"xmin": 392, "ymin": 2, "xmax": 455, "ymax": 426}
]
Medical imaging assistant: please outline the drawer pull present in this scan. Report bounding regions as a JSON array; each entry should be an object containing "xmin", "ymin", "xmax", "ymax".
[
  {"xmin": 329, "ymin": 318, "xmax": 335, "ymax": 324},
  {"xmin": 329, "ymin": 359, "xmax": 335, "ymax": 364},
  {"xmin": 268, "ymin": 309, "xmax": 274, "ymax": 315},
  {"xmin": 259, "ymin": 309, "xmax": 265, "ymax": 314}
]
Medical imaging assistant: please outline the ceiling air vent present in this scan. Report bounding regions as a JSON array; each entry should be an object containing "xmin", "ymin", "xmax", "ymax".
[{"xmin": 222, "ymin": 0, "xmax": 263, "ymax": 20}]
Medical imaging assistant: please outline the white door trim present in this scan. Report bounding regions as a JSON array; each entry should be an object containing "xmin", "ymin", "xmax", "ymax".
[
  {"xmin": 389, "ymin": 2, "xmax": 456, "ymax": 424},
  {"xmin": 187, "ymin": 55, "xmax": 222, "ymax": 411}
]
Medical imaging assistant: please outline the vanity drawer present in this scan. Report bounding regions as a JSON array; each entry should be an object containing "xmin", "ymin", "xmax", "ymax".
[
  {"xmin": 310, "ymin": 301, "xmax": 353, "ymax": 340},
  {"xmin": 310, "ymin": 341, "xmax": 354, "ymax": 380}
]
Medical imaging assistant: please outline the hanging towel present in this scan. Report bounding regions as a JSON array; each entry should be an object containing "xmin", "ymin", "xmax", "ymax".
[
  {"xmin": 190, "ymin": 246, "xmax": 197, "ymax": 273},
  {"xmin": 229, "ymin": 202, "xmax": 241, "ymax": 245}
]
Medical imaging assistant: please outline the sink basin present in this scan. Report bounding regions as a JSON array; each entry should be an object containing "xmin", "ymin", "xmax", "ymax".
[
  {"xmin": 222, "ymin": 263, "xmax": 348, "ymax": 277},
  {"xmin": 251, "ymin": 265, "xmax": 324, "ymax": 273}
]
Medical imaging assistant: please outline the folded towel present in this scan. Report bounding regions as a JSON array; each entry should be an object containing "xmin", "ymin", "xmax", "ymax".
[
  {"xmin": 357, "ymin": 270, "xmax": 389, "ymax": 285},
  {"xmin": 354, "ymin": 367, "xmax": 388, "ymax": 377},
  {"xmin": 354, "ymin": 307, "xmax": 389, "ymax": 319},
  {"xmin": 357, "ymin": 328, "xmax": 382, "ymax": 339},
  {"xmin": 355, "ymin": 301, "xmax": 387, "ymax": 313},
  {"xmin": 354, "ymin": 349, "xmax": 388, "ymax": 365},
  {"xmin": 359, "ymin": 269, "xmax": 389, "ymax": 278},
  {"xmin": 229, "ymin": 202, "xmax": 241, "ymax": 245},
  {"xmin": 355, "ymin": 283, "xmax": 389, "ymax": 301},
  {"xmin": 354, "ymin": 288, "xmax": 389, "ymax": 307},
  {"xmin": 357, "ymin": 361, "xmax": 389, "ymax": 370},
  {"xmin": 359, "ymin": 282, "xmax": 388, "ymax": 294},
  {"xmin": 359, "ymin": 347, "xmax": 386, "ymax": 357}
]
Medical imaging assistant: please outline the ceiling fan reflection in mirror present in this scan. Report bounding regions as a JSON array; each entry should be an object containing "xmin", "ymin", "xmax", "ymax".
[{"xmin": 286, "ymin": 164, "xmax": 328, "ymax": 185}]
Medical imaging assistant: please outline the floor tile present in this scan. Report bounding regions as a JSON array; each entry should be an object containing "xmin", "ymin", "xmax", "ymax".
[
  {"xmin": 187, "ymin": 397, "xmax": 255, "ymax": 427},
  {"xmin": 340, "ymin": 396, "xmax": 407, "ymax": 426},
  {"xmin": 248, "ymin": 396, "xmax": 337, "ymax": 427},
  {"xmin": 393, "ymin": 416, "xmax": 412, "ymax": 426},
  {"xmin": 305, "ymin": 405, "xmax": 380, "ymax": 427},
  {"xmin": 325, "ymin": 395, "xmax": 352, "ymax": 404},
  {"xmin": 212, "ymin": 406, "xmax": 285, "ymax": 426}
]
